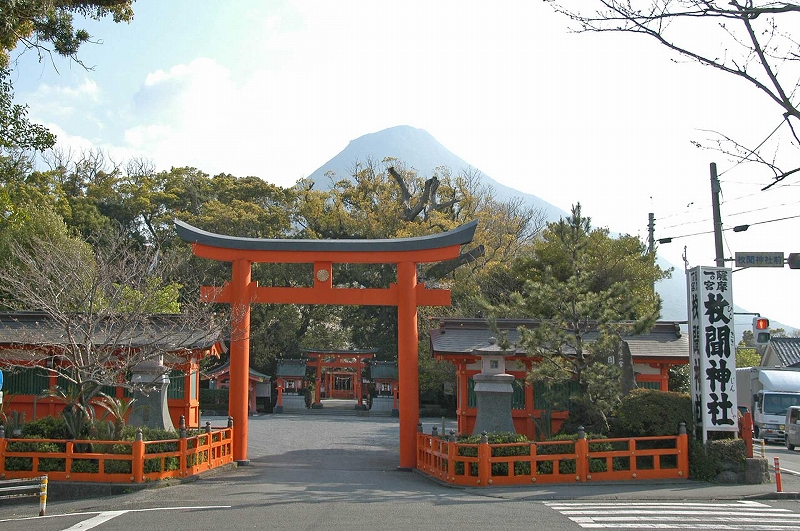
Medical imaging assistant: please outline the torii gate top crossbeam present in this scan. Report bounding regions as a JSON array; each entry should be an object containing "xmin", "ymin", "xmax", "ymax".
[{"xmin": 174, "ymin": 219, "xmax": 478, "ymax": 263}]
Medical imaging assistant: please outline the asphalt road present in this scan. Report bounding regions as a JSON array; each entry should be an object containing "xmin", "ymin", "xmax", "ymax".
[
  {"xmin": 763, "ymin": 441, "xmax": 800, "ymax": 492},
  {"xmin": 1, "ymin": 414, "xmax": 799, "ymax": 531}
]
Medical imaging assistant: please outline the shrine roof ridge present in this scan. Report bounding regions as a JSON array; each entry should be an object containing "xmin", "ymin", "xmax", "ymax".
[
  {"xmin": 300, "ymin": 347, "xmax": 379, "ymax": 355},
  {"xmin": 174, "ymin": 219, "xmax": 478, "ymax": 253}
]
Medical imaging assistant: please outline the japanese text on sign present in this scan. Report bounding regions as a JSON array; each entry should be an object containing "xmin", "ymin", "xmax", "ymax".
[{"xmin": 687, "ymin": 266, "xmax": 738, "ymax": 438}]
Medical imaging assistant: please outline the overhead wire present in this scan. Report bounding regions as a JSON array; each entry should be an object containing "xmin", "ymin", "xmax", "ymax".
[{"xmin": 660, "ymin": 212, "xmax": 800, "ymax": 242}]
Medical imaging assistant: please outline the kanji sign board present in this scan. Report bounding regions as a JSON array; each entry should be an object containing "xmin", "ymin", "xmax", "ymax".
[
  {"xmin": 734, "ymin": 252, "xmax": 784, "ymax": 267},
  {"xmin": 687, "ymin": 266, "xmax": 738, "ymax": 440}
]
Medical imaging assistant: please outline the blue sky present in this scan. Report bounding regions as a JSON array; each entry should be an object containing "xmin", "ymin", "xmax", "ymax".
[{"xmin": 9, "ymin": 1, "xmax": 800, "ymax": 330}]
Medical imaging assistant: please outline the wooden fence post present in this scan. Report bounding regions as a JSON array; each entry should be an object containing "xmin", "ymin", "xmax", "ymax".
[
  {"xmin": 65, "ymin": 441, "xmax": 73, "ymax": 476},
  {"xmin": 179, "ymin": 415, "xmax": 187, "ymax": 477},
  {"xmin": 132, "ymin": 428, "xmax": 145, "ymax": 483},
  {"xmin": 447, "ymin": 430, "xmax": 456, "ymax": 483},
  {"xmin": 677, "ymin": 422, "xmax": 689, "ymax": 478},
  {"xmin": 478, "ymin": 431, "xmax": 490, "ymax": 486},
  {"xmin": 575, "ymin": 426, "xmax": 588, "ymax": 482}
]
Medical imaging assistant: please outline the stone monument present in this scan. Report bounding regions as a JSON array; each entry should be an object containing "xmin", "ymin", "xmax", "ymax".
[
  {"xmin": 471, "ymin": 337, "xmax": 517, "ymax": 435},
  {"xmin": 128, "ymin": 356, "xmax": 175, "ymax": 431}
]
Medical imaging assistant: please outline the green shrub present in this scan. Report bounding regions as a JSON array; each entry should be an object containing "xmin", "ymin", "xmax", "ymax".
[
  {"xmin": 454, "ymin": 432, "xmax": 530, "ymax": 476},
  {"xmin": 20, "ymin": 416, "xmax": 71, "ymax": 439},
  {"xmin": 71, "ymin": 459, "xmax": 99, "ymax": 473},
  {"xmin": 708, "ymin": 438, "xmax": 746, "ymax": 464},
  {"xmin": 616, "ymin": 388, "xmax": 691, "ymax": 437},
  {"xmin": 104, "ymin": 459, "xmax": 132, "ymax": 474},
  {"xmin": 536, "ymin": 434, "xmax": 577, "ymax": 475},
  {"xmin": 120, "ymin": 425, "xmax": 179, "ymax": 442},
  {"xmin": 200, "ymin": 389, "xmax": 229, "ymax": 411},
  {"xmin": 38, "ymin": 457, "xmax": 66, "ymax": 472},
  {"xmin": 6, "ymin": 440, "xmax": 64, "ymax": 453},
  {"xmin": 689, "ymin": 438, "xmax": 746, "ymax": 481},
  {"xmin": 4, "ymin": 457, "xmax": 32, "ymax": 471},
  {"xmin": 143, "ymin": 456, "xmax": 180, "ymax": 473}
]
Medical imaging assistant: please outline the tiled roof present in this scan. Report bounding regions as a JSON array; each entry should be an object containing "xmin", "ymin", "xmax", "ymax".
[
  {"xmin": 0, "ymin": 312, "xmax": 220, "ymax": 351},
  {"xmin": 203, "ymin": 361, "xmax": 271, "ymax": 382},
  {"xmin": 276, "ymin": 359, "xmax": 308, "ymax": 378},
  {"xmin": 300, "ymin": 348, "xmax": 379, "ymax": 356},
  {"xmin": 429, "ymin": 318, "xmax": 688, "ymax": 361},
  {"xmin": 770, "ymin": 337, "xmax": 800, "ymax": 367}
]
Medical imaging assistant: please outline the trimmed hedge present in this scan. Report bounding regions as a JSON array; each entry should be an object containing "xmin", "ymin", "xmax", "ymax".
[
  {"xmin": 616, "ymin": 388, "xmax": 692, "ymax": 437},
  {"xmin": 689, "ymin": 438, "xmax": 747, "ymax": 482}
]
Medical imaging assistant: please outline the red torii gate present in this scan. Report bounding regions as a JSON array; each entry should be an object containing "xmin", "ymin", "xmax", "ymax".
[{"xmin": 175, "ymin": 219, "xmax": 477, "ymax": 468}]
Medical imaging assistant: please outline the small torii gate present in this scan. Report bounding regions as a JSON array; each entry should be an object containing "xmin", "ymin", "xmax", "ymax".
[{"xmin": 175, "ymin": 219, "xmax": 477, "ymax": 468}]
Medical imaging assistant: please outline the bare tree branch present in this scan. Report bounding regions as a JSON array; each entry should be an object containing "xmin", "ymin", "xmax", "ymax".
[{"xmin": 547, "ymin": 1, "xmax": 800, "ymax": 185}]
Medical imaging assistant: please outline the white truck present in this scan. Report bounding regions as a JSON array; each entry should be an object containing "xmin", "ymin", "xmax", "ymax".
[{"xmin": 736, "ymin": 367, "xmax": 800, "ymax": 442}]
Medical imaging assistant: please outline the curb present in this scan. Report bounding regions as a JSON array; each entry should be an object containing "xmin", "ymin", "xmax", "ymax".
[{"xmin": 39, "ymin": 463, "xmax": 238, "ymax": 502}]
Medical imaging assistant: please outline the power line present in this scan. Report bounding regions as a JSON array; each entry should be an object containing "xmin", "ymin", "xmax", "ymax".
[
  {"xmin": 658, "ymin": 194, "xmax": 800, "ymax": 231},
  {"xmin": 657, "ymin": 212, "xmax": 800, "ymax": 244}
]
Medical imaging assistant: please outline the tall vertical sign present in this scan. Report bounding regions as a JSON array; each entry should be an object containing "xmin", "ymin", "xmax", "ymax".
[{"xmin": 687, "ymin": 266, "xmax": 737, "ymax": 442}]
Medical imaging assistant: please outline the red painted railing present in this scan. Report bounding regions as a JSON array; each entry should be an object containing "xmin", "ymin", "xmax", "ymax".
[
  {"xmin": 417, "ymin": 425, "xmax": 689, "ymax": 487},
  {"xmin": 0, "ymin": 421, "xmax": 234, "ymax": 484}
]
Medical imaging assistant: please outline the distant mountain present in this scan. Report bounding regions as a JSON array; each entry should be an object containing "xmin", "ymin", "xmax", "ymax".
[
  {"xmin": 305, "ymin": 125, "xmax": 692, "ymax": 322},
  {"xmin": 307, "ymin": 125, "xmax": 569, "ymax": 222}
]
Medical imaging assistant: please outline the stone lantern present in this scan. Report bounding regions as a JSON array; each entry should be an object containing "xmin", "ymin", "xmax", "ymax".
[
  {"xmin": 128, "ymin": 356, "xmax": 175, "ymax": 431},
  {"xmin": 471, "ymin": 337, "xmax": 517, "ymax": 435}
]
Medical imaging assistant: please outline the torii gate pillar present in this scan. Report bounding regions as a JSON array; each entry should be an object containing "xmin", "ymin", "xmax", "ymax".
[
  {"xmin": 229, "ymin": 259, "xmax": 252, "ymax": 464},
  {"xmin": 397, "ymin": 261, "xmax": 418, "ymax": 468},
  {"xmin": 175, "ymin": 219, "xmax": 477, "ymax": 469}
]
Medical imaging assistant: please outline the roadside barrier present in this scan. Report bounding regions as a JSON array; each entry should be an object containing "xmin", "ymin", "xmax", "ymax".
[
  {"xmin": 0, "ymin": 417, "xmax": 234, "ymax": 484},
  {"xmin": 774, "ymin": 456, "xmax": 783, "ymax": 492},
  {"xmin": 0, "ymin": 475, "xmax": 47, "ymax": 515},
  {"xmin": 417, "ymin": 423, "xmax": 689, "ymax": 487}
]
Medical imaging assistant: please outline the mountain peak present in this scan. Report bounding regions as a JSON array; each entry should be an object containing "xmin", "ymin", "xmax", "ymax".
[{"xmin": 308, "ymin": 126, "xmax": 568, "ymax": 221}]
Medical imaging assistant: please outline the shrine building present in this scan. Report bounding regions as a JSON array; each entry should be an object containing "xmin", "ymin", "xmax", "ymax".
[{"xmin": 429, "ymin": 318, "xmax": 689, "ymax": 439}]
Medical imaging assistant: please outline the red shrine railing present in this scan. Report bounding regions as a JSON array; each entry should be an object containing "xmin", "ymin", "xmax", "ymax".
[
  {"xmin": 0, "ymin": 419, "xmax": 233, "ymax": 483},
  {"xmin": 416, "ymin": 425, "xmax": 689, "ymax": 487}
]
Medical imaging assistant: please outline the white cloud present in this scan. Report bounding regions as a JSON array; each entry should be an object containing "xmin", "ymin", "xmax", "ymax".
[{"xmin": 36, "ymin": 78, "xmax": 100, "ymax": 100}]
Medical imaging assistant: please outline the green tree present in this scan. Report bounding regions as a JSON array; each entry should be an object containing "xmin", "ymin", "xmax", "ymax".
[
  {"xmin": 740, "ymin": 329, "xmax": 755, "ymax": 348},
  {"xmin": 736, "ymin": 347, "xmax": 761, "ymax": 368},
  {"xmin": 0, "ymin": 206, "xmax": 219, "ymax": 435},
  {"xmin": 504, "ymin": 203, "xmax": 668, "ymax": 431},
  {"xmin": 0, "ymin": 2, "xmax": 135, "ymax": 163},
  {"xmin": 0, "ymin": 70, "xmax": 55, "ymax": 153},
  {"xmin": 0, "ymin": 1, "xmax": 134, "ymax": 70}
]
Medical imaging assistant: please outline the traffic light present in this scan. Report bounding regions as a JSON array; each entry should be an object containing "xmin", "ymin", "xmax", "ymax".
[
  {"xmin": 753, "ymin": 317, "xmax": 770, "ymax": 345},
  {"xmin": 789, "ymin": 253, "xmax": 800, "ymax": 269}
]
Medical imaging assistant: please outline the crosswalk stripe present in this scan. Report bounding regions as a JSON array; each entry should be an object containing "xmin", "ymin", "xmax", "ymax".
[{"xmin": 545, "ymin": 500, "xmax": 799, "ymax": 529}]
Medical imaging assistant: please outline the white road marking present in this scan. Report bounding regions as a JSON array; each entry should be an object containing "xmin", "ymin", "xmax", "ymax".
[
  {"xmin": 0, "ymin": 505, "xmax": 231, "ymax": 529},
  {"xmin": 62, "ymin": 510, "xmax": 127, "ymax": 530}
]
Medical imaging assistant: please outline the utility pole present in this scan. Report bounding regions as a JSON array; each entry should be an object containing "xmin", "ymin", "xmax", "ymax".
[
  {"xmin": 710, "ymin": 162, "xmax": 725, "ymax": 267},
  {"xmin": 648, "ymin": 212, "xmax": 656, "ymax": 293}
]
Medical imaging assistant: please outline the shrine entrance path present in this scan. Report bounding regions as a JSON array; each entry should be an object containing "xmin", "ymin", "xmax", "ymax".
[{"xmin": 202, "ymin": 414, "xmax": 456, "ymax": 474}]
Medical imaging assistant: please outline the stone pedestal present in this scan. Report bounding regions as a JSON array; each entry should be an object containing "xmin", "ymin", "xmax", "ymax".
[
  {"xmin": 743, "ymin": 457, "xmax": 771, "ymax": 484},
  {"xmin": 472, "ymin": 372, "xmax": 516, "ymax": 434},
  {"xmin": 128, "ymin": 359, "xmax": 175, "ymax": 431}
]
